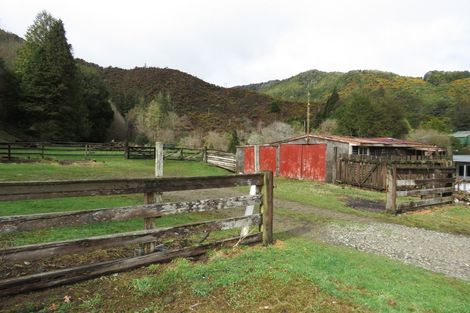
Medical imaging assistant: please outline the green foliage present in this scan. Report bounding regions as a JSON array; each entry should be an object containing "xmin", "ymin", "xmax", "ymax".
[
  {"xmin": 246, "ymin": 69, "xmax": 470, "ymax": 136},
  {"xmin": 423, "ymin": 70, "xmax": 470, "ymax": 86},
  {"xmin": 269, "ymin": 100, "xmax": 280, "ymax": 113},
  {"xmin": 227, "ymin": 130, "xmax": 239, "ymax": 153},
  {"xmin": 0, "ymin": 58, "xmax": 19, "ymax": 123},
  {"xmin": 335, "ymin": 92, "xmax": 409, "ymax": 137},
  {"xmin": 76, "ymin": 64, "xmax": 114, "ymax": 141},
  {"xmin": 452, "ymin": 97, "xmax": 470, "ymax": 131},
  {"xmin": 15, "ymin": 11, "xmax": 80, "ymax": 140},
  {"xmin": 406, "ymin": 128, "xmax": 452, "ymax": 152},
  {"xmin": 421, "ymin": 117, "xmax": 451, "ymax": 133}
]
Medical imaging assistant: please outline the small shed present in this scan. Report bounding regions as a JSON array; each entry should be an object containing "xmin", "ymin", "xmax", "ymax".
[
  {"xmin": 237, "ymin": 134, "xmax": 445, "ymax": 183},
  {"xmin": 452, "ymin": 131, "xmax": 470, "ymax": 146}
]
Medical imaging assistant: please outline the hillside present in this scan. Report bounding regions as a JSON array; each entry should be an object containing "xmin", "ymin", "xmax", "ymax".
[
  {"xmin": 241, "ymin": 69, "xmax": 470, "ymax": 131},
  {"xmin": 99, "ymin": 66, "xmax": 305, "ymax": 132},
  {"xmin": 0, "ymin": 29, "xmax": 23, "ymax": 68}
]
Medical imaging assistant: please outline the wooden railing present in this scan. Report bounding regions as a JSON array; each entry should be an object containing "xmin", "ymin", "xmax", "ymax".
[
  {"xmin": 0, "ymin": 173, "xmax": 273, "ymax": 296},
  {"xmin": 206, "ymin": 150, "xmax": 236, "ymax": 172},
  {"xmin": 385, "ymin": 165, "xmax": 455, "ymax": 213}
]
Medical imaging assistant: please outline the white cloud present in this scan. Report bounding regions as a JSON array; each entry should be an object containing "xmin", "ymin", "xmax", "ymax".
[{"xmin": 0, "ymin": 0, "xmax": 469, "ymax": 86}]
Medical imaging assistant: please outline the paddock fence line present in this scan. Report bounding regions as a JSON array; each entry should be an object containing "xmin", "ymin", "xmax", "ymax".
[{"xmin": 0, "ymin": 172, "xmax": 274, "ymax": 296}]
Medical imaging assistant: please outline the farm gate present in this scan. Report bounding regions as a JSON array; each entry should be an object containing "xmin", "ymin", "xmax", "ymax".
[
  {"xmin": 386, "ymin": 164, "xmax": 455, "ymax": 214},
  {"xmin": 0, "ymin": 173, "xmax": 273, "ymax": 296}
]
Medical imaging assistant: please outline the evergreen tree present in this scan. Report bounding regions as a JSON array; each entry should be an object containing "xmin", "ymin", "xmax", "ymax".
[
  {"xmin": 15, "ymin": 11, "xmax": 80, "ymax": 140},
  {"xmin": 0, "ymin": 58, "xmax": 19, "ymax": 123},
  {"xmin": 76, "ymin": 64, "xmax": 113, "ymax": 141},
  {"xmin": 227, "ymin": 130, "xmax": 239, "ymax": 153}
]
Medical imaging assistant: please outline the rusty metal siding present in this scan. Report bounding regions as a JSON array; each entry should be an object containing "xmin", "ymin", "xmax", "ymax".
[
  {"xmin": 301, "ymin": 144, "xmax": 326, "ymax": 181},
  {"xmin": 259, "ymin": 146, "xmax": 277, "ymax": 174},
  {"xmin": 280, "ymin": 144, "xmax": 303, "ymax": 178},
  {"xmin": 244, "ymin": 146, "xmax": 255, "ymax": 173}
]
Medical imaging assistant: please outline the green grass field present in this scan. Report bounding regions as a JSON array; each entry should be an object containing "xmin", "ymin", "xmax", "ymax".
[{"xmin": 0, "ymin": 157, "xmax": 469, "ymax": 313}]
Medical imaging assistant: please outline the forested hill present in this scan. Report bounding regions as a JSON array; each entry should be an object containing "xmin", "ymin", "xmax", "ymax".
[
  {"xmin": 98, "ymin": 65, "xmax": 305, "ymax": 132},
  {"xmin": 240, "ymin": 69, "xmax": 470, "ymax": 133}
]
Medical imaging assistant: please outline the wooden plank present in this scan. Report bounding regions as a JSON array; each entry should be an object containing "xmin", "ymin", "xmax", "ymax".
[
  {"xmin": 1, "ymin": 215, "xmax": 261, "ymax": 262},
  {"xmin": 0, "ymin": 233, "xmax": 262, "ymax": 297},
  {"xmin": 397, "ymin": 197, "xmax": 454, "ymax": 212},
  {"xmin": 0, "ymin": 195, "xmax": 262, "ymax": 232},
  {"xmin": 396, "ymin": 167, "xmax": 455, "ymax": 171},
  {"xmin": 0, "ymin": 174, "xmax": 264, "ymax": 201},
  {"xmin": 396, "ymin": 177, "xmax": 454, "ymax": 187},
  {"xmin": 397, "ymin": 187, "xmax": 454, "ymax": 197}
]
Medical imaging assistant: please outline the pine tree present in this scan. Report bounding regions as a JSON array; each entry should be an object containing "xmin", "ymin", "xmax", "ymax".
[
  {"xmin": 15, "ymin": 11, "xmax": 80, "ymax": 140},
  {"xmin": 228, "ymin": 130, "xmax": 239, "ymax": 153}
]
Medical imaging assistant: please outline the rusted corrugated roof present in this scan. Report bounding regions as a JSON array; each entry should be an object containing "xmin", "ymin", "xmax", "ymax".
[{"xmin": 270, "ymin": 134, "xmax": 443, "ymax": 150}]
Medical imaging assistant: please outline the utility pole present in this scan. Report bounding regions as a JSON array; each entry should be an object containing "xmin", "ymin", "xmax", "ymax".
[{"xmin": 306, "ymin": 89, "xmax": 311, "ymax": 144}]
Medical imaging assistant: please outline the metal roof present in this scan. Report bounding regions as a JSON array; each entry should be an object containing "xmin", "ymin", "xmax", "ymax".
[
  {"xmin": 452, "ymin": 131, "xmax": 470, "ymax": 138},
  {"xmin": 453, "ymin": 155, "xmax": 470, "ymax": 162},
  {"xmin": 270, "ymin": 134, "xmax": 443, "ymax": 150}
]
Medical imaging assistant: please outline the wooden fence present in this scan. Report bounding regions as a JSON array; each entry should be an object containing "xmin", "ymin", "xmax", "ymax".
[
  {"xmin": 125, "ymin": 146, "xmax": 156, "ymax": 159},
  {"xmin": 385, "ymin": 165, "xmax": 455, "ymax": 213},
  {"xmin": 0, "ymin": 173, "xmax": 273, "ymax": 296},
  {"xmin": 0, "ymin": 142, "xmax": 125, "ymax": 160},
  {"xmin": 335, "ymin": 154, "xmax": 452, "ymax": 191},
  {"xmin": 206, "ymin": 150, "xmax": 236, "ymax": 172}
]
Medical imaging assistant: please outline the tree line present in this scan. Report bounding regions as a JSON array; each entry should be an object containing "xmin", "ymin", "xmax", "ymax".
[{"xmin": 0, "ymin": 11, "xmax": 113, "ymax": 141}]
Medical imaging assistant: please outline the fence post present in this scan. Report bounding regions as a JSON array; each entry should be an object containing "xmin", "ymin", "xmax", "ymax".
[
  {"xmin": 275, "ymin": 145, "xmax": 281, "ymax": 176},
  {"xmin": 385, "ymin": 165, "xmax": 397, "ymax": 214},
  {"xmin": 254, "ymin": 145, "xmax": 260, "ymax": 173},
  {"xmin": 142, "ymin": 142, "xmax": 163, "ymax": 254},
  {"xmin": 202, "ymin": 146, "xmax": 207, "ymax": 163},
  {"xmin": 261, "ymin": 171, "xmax": 274, "ymax": 245},
  {"xmin": 7, "ymin": 144, "xmax": 11, "ymax": 161},
  {"xmin": 332, "ymin": 147, "xmax": 338, "ymax": 184}
]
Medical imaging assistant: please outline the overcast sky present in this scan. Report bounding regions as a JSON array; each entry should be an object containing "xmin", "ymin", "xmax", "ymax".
[{"xmin": 1, "ymin": 0, "xmax": 469, "ymax": 86}]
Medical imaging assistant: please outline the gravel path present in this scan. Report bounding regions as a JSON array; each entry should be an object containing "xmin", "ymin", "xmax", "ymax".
[
  {"xmin": 324, "ymin": 223, "xmax": 470, "ymax": 281},
  {"xmin": 275, "ymin": 198, "xmax": 470, "ymax": 281},
  {"xmin": 167, "ymin": 189, "xmax": 470, "ymax": 281}
]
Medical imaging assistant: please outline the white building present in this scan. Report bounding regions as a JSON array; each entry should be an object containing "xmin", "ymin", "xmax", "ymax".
[{"xmin": 454, "ymin": 155, "xmax": 470, "ymax": 192}]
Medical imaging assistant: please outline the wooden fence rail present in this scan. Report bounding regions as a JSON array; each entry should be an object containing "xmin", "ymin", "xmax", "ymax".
[
  {"xmin": 206, "ymin": 150, "xmax": 236, "ymax": 172},
  {"xmin": 0, "ymin": 173, "xmax": 273, "ymax": 296}
]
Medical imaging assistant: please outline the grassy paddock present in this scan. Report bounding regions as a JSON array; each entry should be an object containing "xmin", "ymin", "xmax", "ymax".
[
  {"xmin": 2, "ymin": 238, "xmax": 469, "ymax": 313},
  {"xmin": 0, "ymin": 159, "xmax": 469, "ymax": 312}
]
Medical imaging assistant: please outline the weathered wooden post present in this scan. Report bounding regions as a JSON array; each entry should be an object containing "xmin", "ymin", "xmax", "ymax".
[
  {"xmin": 261, "ymin": 171, "xmax": 274, "ymax": 245},
  {"xmin": 142, "ymin": 142, "xmax": 163, "ymax": 254},
  {"xmin": 202, "ymin": 146, "xmax": 207, "ymax": 162},
  {"xmin": 275, "ymin": 144, "xmax": 281, "ymax": 176},
  {"xmin": 385, "ymin": 165, "xmax": 397, "ymax": 214},
  {"xmin": 7, "ymin": 144, "xmax": 11, "ymax": 161},
  {"xmin": 332, "ymin": 147, "xmax": 338, "ymax": 184},
  {"xmin": 254, "ymin": 145, "xmax": 260, "ymax": 173}
]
